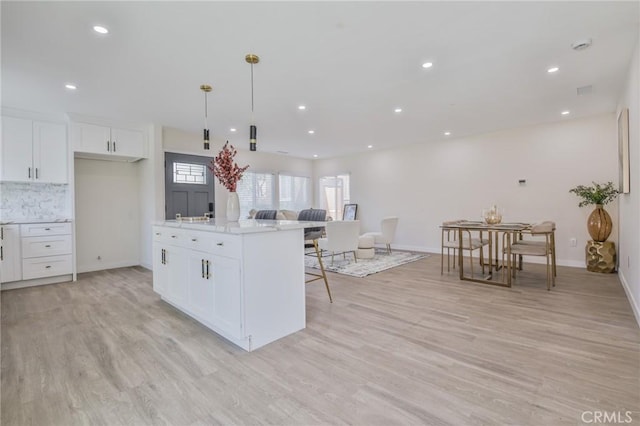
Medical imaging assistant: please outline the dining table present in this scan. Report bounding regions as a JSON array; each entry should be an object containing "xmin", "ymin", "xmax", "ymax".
[{"xmin": 442, "ymin": 221, "xmax": 531, "ymax": 287}]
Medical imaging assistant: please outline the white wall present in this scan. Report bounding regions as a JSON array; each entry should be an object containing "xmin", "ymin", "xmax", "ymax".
[
  {"xmin": 75, "ymin": 158, "xmax": 141, "ymax": 273},
  {"xmin": 313, "ymin": 113, "xmax": 619, "ymax": 267},
  {"xmin": 617, "ymin": 39, "xmax": 640, "ymax": 325}
]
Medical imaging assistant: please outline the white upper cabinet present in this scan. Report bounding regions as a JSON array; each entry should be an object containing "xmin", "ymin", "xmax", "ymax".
[
  {"xmin": 1, "ymin": 116, "xmax": 68, "ymax": 184},
  {"xmin": 71, "ymin": 122, "xmax": 146, "ymax": 161}
]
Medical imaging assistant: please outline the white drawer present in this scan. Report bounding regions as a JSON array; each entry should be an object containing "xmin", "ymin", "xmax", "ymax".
[
  {"xmin": 22, "ymin": 254, "xmax": 72, "ymax": 280},
  {"xmin": 21, "ymin": 222, "xmax": 71, "ymax": 237},
  {"xmin": 153, "ymin": 227, "xmax": 185, "ymax": 245},
  {"xmin": 22, "ymin": 235, "xmax": 72, "ymax": 258},
  {"xmin": 202, "ymin": 233, "xmax": 241, "ymax": 259}
]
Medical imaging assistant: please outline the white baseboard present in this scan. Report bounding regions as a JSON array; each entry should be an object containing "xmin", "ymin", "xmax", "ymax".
[
  {"xmin": 77, "ymin": 260, "xmax": 140, "ymax": 274},
  {"xmin": 618, "ymin": 271, "xmax": 640, "ymax": 327},
  {"xmin": 1, "ymin": 274, "xmax": 73, "ymax": 291},
  {"xmin": 139, "ymin": 261, "xmax": 152, "ymax": 271}
]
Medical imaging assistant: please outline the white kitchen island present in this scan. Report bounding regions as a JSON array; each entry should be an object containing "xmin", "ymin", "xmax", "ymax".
[{"xmin": 152, "ymin": 218, "xmax": 324, "ymax": 351}]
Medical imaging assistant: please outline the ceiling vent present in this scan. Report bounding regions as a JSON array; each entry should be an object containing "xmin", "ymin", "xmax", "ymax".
[
  {"xmin": 577, "ymin": 85, "xmax": 593, "ymax": 96},
  {"xmin": 571, "ymin": 38, "xmax": 592, "ymax": 51}
]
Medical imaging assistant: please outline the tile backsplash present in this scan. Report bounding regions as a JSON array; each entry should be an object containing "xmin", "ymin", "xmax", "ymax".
[{"xmin": 0, "ymin": 182, "xmax": 71, "ymax": 221}]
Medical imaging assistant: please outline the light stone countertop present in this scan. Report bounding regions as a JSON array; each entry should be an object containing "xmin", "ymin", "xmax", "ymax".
[
  {"xmin": 154, "ymin": 218, "xmax": 326, "ymax": 234},
  {"xmin": 0, "ymin": 218, "xmax": 73, "ymax": 225}
]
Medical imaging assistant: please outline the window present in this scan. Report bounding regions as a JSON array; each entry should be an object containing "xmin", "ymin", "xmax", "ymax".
[
  {"xmin": 173, "ymin": 162, "xmax": 206, "ymax": 185},
  {"xmin": 237, "ymin": 171, "xmax": 275, "ymax": 218},
  {"xmin": 279, "ymin": 175, "xmax": 311, "ymax": 211},
  {"xmin": 318, "ymin": 174, "xmax": 350, "ymax": 220}
]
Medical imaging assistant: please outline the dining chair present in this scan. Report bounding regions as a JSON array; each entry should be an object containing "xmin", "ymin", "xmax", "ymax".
[
  {"xmin": 254, "ymin": 210, "xmax": 278, "ymax": 220},
  {"xmin": 507, "ymin": 222, "xmax": 555, "ymax": 290},
  {"xmin": 514, "ymin": 221, "xmax": 557, "ymax": 277},
  {"xmin": 440, "ymin": 220, "xmax": 489, "ymax": 277},
  {"xmin": 317, "ymin": 220, "xmax": 361, "ymax": 265},
  {"xmin": 298, "ymin": 208, "xmax": 332, "ymax": 302},
  {"xmin": 362, "ymin": 216, "xmax": 398, "ymax": 254}
]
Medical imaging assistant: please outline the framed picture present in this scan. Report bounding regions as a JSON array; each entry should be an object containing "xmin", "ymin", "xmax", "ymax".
[
  {"xmin": 343, "ymin": 203, "xmax": 358, "ymax": 220},
  {"xmin": 618, "ymin": 108, "xmax": 630, "ymax": 194}
]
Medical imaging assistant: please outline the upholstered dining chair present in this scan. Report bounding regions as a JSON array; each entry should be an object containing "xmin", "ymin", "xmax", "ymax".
[
  {"xmin": 297, "ymin": 208, "xmax": 332, "ymax": 302},
  {"xmin": 513, "ymin": 221, "xmax": 557, "ymax": 277},
  {"xmin": 507, "ymin": 222, "xmax": 555, "ymax": 290},
  {"xmin": 254, "ymin": 210, "xmax": 278, "ymax": 220},
  {"xmin": 440, "ymin": 220, "xmax": 489, "ymax": 277},
  {"xmin": 362, "ymin": 216, "xmax": 398, "ymax": 254},
  {"xmin": 317, "ymin": 220, "xmax": 361, "ymax": 265}
]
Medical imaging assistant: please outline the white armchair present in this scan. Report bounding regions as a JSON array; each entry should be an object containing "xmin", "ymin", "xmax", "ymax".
[
  {"xmin": 317, "ymin": 220, "xmax": 361, "ymax": 265},
  {"xmin": 362, "ymin": 217, "xmax": 399, "ymax": 254}
]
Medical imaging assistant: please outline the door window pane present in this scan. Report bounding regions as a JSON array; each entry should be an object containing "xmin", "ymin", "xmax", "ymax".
[{"xmin": 173, "ymin": 162, "xmax": 207, "ymax": 185}]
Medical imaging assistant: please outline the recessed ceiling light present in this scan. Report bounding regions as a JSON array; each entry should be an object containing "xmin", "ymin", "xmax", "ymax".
[
  {"xmin": 561, "ymin": 110, "xmax": 570, "ymax": 115},
  {"xmin": 422, "ymin": 62, "xmax": 433, "ymax": 69},
  {"xmin": 444, "ymin": 131, "xmax": 451, "ymax": 136},
  {"xmin": 230, "ymin": 128, "xmax": 237, "ymax": 132},
  {"xmin": 308, "ymin": 130, "xmax": 315, "ymax": 134},
  {"xmin": 93, "ymin": 25, "xmax": 109, "ymax": 34},
  {"xmin": 313, "ymin": 154, "xmax": 318, "ymax": 158},
  {"xmin": 367, "ymin": 145, "xmax": 373, "ymax": 149},
  {"xmin": 394, "ymin": 108, "xmax": 402, "ymax": 113},
  {"xmin": 298, "ymin": 105, "xmax": 306, "ymax": 110},
  {"xmin": 547, "ymin": 67, "xmax": 559, "ymax": 73},
  {"xmin": 65, "ymin": 83, "xmax": 77, "ymax": 90}
]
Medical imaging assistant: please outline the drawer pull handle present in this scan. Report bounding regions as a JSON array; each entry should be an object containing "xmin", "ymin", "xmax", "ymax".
[
  {"xmin": 45, "ymin": 265, "xmax": 51, "ymax": 269},
  {"xmin": 216, "ymin": 242, "xmax": 224, "ymax": 246},
  {"xmin": 45, "ymin": 245, "xmax": 51, "ymax": 248},
  {"xmin": 171, "ymin": 235, "xmax": 177, "ymax": 239},
  {"xmin": 192, "ymin": 238, "xmax": 197, "ymax": 242},
  {"xmin": 44, "ymin": 228, "xmax": 51, "ymax": 231},
  {"xmin": 206, "ymin": 260, "xmax": 210, "ymax": 279},
  {"xmin": 201, "ymin": 259, "xmax": 205, "ymax": 278},
  {"xmin": 155, "ymin": 232, "xmax": 160, "ymax": 236}
]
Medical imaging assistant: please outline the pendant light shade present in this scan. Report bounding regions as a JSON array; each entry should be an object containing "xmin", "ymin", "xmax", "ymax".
[
  {"xmin": 245, "ymin": 54, "xmax": 259, "ymax": 151},
  {"xmin": 200, "ymin": 84, "xmax": 212, "ymax": 150}
]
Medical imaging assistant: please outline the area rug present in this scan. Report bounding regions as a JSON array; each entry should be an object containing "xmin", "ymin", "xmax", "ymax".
[{"xmin": 304, "ymin": 249, "xmax": 428, "ymax": 278}]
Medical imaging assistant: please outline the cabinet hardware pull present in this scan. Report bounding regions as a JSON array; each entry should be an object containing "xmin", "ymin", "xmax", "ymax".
[
  {"xmin": 171, "ymin": 235, "xmax": 177, "ymax": 238},
  {"xmin": 1, "ymin": 227, "xmax": 3, "ymax": 240},
  {"xmin": 155, "ymin": 232, "xmax": 160, "ymax": 236},
  {"xmin": 206, "ymin": 260, "xmax": 210, "ymax": 279},
  {"xmin": 28, "ymin": 167, "xmax": 31, "ymax": 179},
  {"xmin": 45, "ymin": 245, "xmax": 51, "ymax": 248},
  {"xmin": 35, "ymin": 168, "xmax": 39, "ymax": 179},
  {"xmin": 107, "ymin": 141, "xmax": 110, "ymax": 152},
  {"xmin": 44, "ymin": 228, "xmax": 51, "ymax": 231},
  {"xmin": 45, "ymin": 265, "xmax": 51, "ymax": 269},
  {"xmin": 216, "ymin": 242, "xmax": 224, "ymax": 246},
  {"xmin": 1, "ymin": 246, "xmax": 3, "ymax": 261},
  {"xmin": 113, "ymin": 141, "xmax": 116, "ymax": 152},
  {"xmin": 162, "ymin": 249, "xmax": 166, "ymax": 264},
  {"xmin": 192, "ymin": 238, "xmax": 197, "ymax": 242},
  {"xmin": 201, "ymin": 259, "xmax": 205, "ymax": 278}
]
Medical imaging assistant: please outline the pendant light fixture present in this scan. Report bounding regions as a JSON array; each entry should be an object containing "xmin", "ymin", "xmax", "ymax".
[
  {"xmin": 245, "ymin": 54, "xmax": 259, "ymax": 151},
  {"xmin": 200, "ymin": 84, "xmax": 212, "ymax": 150}
]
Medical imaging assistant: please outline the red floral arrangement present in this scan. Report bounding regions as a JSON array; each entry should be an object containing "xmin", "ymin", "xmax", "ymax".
[{"xmin": 208, "ymin": 142, "xmax": 249, "ymax": 192}]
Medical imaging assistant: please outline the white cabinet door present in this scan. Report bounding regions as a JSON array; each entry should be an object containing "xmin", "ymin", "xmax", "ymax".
[
  {"xmin": 33, "ymin": 121, "xmax": 68, "ymax": 183},
  {"xmin": 111, "ymin": 127, "xmax": 145, "ymax": 158},
  {"xmin": 187, "ymin": 251, "xmax": 215, "ymax": 324},
  {"xmin": 1, "ymin": 116, "xmax": 33, "ymax": 182},
  {"xmin": 210, "ymin": 255, "xmax": 242, "ymax": 339},
  {"xmin": 1, "ymin": 225, "xmax": 22, "ymax": 283},
  {"xmin": 152, "ymin": 245, "xmax": 169, "ymax": 295},
  {"xmin": 71, "ymin": 122, "xmax": 111, "ymax": 155},
  {"xmin": 164, "ymin": 246, "xmax": 188, "ymax": 307}
]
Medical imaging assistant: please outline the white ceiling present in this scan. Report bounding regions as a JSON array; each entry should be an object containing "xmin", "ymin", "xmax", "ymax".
[{"xmin": 2, "ymin": 1, "xmax": 638, "ymax": 159}]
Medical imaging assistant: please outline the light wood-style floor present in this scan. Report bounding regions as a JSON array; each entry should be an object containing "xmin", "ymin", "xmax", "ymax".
[{"xmin": 2, "ymin": 255, "xmax": 639, "ymax": 425}]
